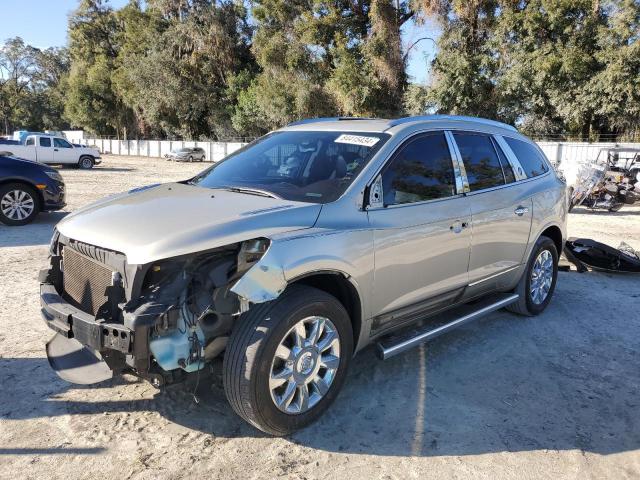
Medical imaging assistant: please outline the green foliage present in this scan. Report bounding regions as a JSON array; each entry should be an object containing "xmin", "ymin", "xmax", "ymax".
[
  {"xmin": 0, "ymin": 0, "xmax": 638, "ymax": 139},
  {"xmin": 427, "ymin": 0, "xmax": 640, "ymax": 139},
  {"xmin": 0, "ymin": 37, "xmax": 70, "ymax": 134}
]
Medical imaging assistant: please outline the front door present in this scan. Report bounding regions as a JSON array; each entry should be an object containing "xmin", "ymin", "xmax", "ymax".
[
  {"xmin": 53, "ymin": 138, "xmax": 77, "ymax": 164},
  {"xmin": 368, "ymin": 132, "xmax": 471, "ymax": 335}
]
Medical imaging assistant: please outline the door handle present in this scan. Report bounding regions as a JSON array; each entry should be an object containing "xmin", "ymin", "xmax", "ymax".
[
  {"xmin": 514, "ymin": 206, "xmax": 529, "ymax": 216},
  {"xmin": 54, "ymin": 148, "xmax": 59, "ymax": 151},
  {"xmin": 449, "ymin": 220, "xmax": 468, "ymax": 233}
]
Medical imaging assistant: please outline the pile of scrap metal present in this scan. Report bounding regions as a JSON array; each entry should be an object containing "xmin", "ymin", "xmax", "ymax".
[
  {"xmin": 567, "ymin": 147, "xmax": 640, "ymax": 213},
  {"xmin": 563, "ymin": 238, "xmax": 640, "ymax": 273}
]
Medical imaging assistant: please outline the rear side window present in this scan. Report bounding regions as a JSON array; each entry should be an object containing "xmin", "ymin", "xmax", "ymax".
[
  {"xmin": 504, "ymin": 137, "xmax": 549, "ymax": 178},
  {"xmin": 382, "ymin": 133, "xmax": 455, "ymax": 205},
  {"xmin": 25, "ymin": 137, "xmax": 34, "ymax": 146},
  {"xmin": 453, "ymin": 132, "xmax": 505, "ymax": 191},
  {"xmin": 39, "ymin": 137, "xmax": 51, "ymax": 147}
]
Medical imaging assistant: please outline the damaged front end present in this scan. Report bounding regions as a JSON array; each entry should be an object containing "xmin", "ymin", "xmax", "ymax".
[{"xmin": 41, "ymin": 233, "xmax": 274, "ymax": 386}]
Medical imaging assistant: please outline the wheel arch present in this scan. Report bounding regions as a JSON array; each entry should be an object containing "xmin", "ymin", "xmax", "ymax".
[
  {"xmin": 540, "ymin": 224, "xmax": 563, "ymax": 256},
  {"xmin": 288, "ymin": 271, "xmax": 362, "ymax": 353},
  {"xmin": 0, "ymin": 178, "xmax": 44, "ymax": 209}
]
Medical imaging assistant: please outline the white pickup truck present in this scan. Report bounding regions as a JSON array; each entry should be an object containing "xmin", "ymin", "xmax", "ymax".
[{"xmin": 0, "ymin": 135, "xmax": 101, "ymax": 169}]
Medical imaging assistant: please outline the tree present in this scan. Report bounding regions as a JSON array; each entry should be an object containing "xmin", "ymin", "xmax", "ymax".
[
  {"xmin": 418, "ymin": 0, "xmax": 501, "ymax": 119},
  {"xmin": 65, "ymin": 0, "xmax": 134, "ymax": 137},
  {"xmin": 0, "ymin": 37, "xmax": 38, "ymax": 134},
  {"xmin": 0, "ymin": 38, "xmax": 69, "ymax": 134}
]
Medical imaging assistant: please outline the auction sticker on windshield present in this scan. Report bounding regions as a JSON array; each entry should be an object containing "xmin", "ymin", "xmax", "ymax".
[{"xmin": 334, "ymin": 134, "xmax": 380, "ymax": 147}]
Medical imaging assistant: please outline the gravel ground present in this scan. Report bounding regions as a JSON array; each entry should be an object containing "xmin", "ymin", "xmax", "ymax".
[{"xmin": 1, "ymin": 155, "xmax": 639, "ymax": 480}]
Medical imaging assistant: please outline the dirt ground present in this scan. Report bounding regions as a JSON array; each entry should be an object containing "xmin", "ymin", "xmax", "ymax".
[{"xmin": 1, "ymin": 155, "xmax": 639, "ymax": 480}]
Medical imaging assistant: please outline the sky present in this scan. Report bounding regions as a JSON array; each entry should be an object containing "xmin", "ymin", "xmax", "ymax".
[{"xmin": 1, "ymin": 0, "xmax": 439, "ymax": 84}]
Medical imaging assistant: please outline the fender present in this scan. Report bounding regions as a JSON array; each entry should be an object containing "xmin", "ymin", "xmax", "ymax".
[{"xmin": 231, "ymin": 228, "xmax": 374, "ymax": 320}]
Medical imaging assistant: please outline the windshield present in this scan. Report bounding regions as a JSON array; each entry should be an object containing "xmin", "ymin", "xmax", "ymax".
[{"xmin": 191, "ymin": 130, "xmax": 389, "ymax": 203}]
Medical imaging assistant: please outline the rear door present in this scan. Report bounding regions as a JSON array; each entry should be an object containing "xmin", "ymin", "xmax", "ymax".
[
  {"xmin": 36, "ymin": 136, "xmax": 54, "ymax": 163},
  {"xmin": 450, "ymin": 131, "xmax": 532, "ymax": 292},
  {"xmin": 368, "ymin": 131, "xmax": 472, "ymax": 334},
  {"xmin": 53, "ymin": 138, "xmax": 77, "ymax": 164}
]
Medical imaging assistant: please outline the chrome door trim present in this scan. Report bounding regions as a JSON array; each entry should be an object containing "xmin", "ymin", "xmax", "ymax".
[
  {"xmin": 444, "ymin": 130, "xmax": 470, "ymax": 194},
  {"xmin": 467, "ymin": 265, "xmax": 521, "ymax": 287},
  {"xmin": 494, "ymin": 135, "xmax": 528, "ymax": 181}
]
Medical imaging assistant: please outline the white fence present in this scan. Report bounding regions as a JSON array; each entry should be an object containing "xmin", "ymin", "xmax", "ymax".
[
  {"xmin": 69, "ymin": 136, "xmax": 246, "ymax": 163},
  {"xmin": 536, "ymin": 141, "xmax": 640, "ymax": 167},
  {"xmin": 66, "ymin": 134, "xmax": 640, "ymax": 170}
]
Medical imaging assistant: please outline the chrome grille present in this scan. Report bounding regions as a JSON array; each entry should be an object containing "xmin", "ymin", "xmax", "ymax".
[{"xmin": 62, "ymin": 246, "xmax": 113, "ymax": 315}]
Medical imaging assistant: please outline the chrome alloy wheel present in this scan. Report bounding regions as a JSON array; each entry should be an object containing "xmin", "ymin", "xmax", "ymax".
[
  {"xmin": 269, "ymin": 316, "xmax": 341, "ymax": 414},
  {"xmin": 530, "ymin": 249, "xmax": 554, "ymax": 305},
  {"xmin": 1, "ymin": 189, "xmax": 35, "ymax": 221}
]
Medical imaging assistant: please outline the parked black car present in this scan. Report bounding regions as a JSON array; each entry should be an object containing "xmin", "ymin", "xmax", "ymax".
[{"xmin": 0, "ymin": 153, "xmax": 66, "ymax": 226}]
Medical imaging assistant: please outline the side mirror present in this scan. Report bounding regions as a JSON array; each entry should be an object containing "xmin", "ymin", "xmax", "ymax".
[{"xmin": 368, "ymin": 174, "xmax": 384, "ymax": 209}]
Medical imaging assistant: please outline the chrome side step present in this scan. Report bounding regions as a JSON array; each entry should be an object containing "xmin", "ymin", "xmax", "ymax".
[{"xmin": 376, "ymin": 293, "xmax": 519, "ymax": 360}]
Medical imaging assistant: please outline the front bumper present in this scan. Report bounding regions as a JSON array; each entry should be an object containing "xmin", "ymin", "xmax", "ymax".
[{"xmin": 40, "ymin": 282, "xmax": 132, "ymax": 353}]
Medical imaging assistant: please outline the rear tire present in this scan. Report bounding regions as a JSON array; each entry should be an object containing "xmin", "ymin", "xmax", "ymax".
[
  {"xmin": 78, "ymin": 156, "xmax": 94, "ymax": 169},
  {"xmin": 0, "ymin": 183, "xmax": 40, "ymax": 226},
  {"xmin": 223, "ymin": 285, "xmax": 353, "ymax": 436},
  {"xmin": 506, "ymin": 235, "xmax": 558, "ymax": 316}
]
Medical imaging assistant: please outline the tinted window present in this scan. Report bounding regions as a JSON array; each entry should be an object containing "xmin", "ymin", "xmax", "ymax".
[
  {"xmin": 453, "ymin": 132, "xmax": 505, "ymax": 191},
  {"xmin": 382, "ymin": 133, "xmax": 455, "ymax": 205},
  {"xmin": 54, "ymin": 138, "xmax": 72, "ymax": 148},
  {"xmin": 504, "ymin": 137, "xmax": 549, "ymax": 178},
  {"xmin": 25, "ymin": 137, "xmax": 34, "ymax": 146},
  {"xmin": 39, "ymin": 137, "xmax": 51, "ymax": 147},
  {"xmin": 493, "ymin": 139, "xmax": 516, "ymax": 183},
  {"xmin": 192, "ymin": 131, "xmax": 389, "ymax": 203}
]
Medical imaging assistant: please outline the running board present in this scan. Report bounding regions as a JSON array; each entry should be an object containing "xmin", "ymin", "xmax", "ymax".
[{"xmin": 376, "ymin": 293, "xmax": 519, "ymax": 360}]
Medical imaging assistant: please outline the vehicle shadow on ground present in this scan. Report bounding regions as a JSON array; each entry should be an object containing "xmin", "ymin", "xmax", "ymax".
[
  {"xmin": 570, "ymin": 207, "xmax": 640, "ymax": 216},
  {"xmin": 0, "ymin": 212, "xmax": 66, "ymax": 247},
  {"xmin": 4, "ymin": 278, "xmax": 639, "ymax": 458},
  {"xmin": 92, "ymin": 167, "xmax": 135, "ymax": 172}
]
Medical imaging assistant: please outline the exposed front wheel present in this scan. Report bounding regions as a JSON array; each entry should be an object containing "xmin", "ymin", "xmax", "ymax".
[
  {"xmin": 506, "ymin": 235, "xmax": 558, "ymax": 316},
  {"xmin": 223, "ymin": 285, "xmax": 353, "ymax": 435}
]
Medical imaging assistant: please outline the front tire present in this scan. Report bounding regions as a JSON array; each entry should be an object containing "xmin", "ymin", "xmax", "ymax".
[
  {"xmin": 506, "ymin": 235, "xmax": 558, "ymax": 316},
  {"xmin": 223, "ymin": 285, "xmax": 353, "ymax": 436},
  {"xmin": 78, "ymin": 156, "xmax": 94, "ymax": 169},
  {"xmin": 0, "ymin": 183, "xmax": 40, "ymax": 226}
]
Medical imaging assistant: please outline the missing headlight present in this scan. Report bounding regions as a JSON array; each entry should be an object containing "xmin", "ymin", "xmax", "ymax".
[{"xmin": 237, "ymin": 238, "xmax": 270, "ymax": 274}]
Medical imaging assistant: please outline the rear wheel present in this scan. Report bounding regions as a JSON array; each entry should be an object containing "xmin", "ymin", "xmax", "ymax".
[
  {"xmin": 506, "ymin": 235, "xmax": 558, "ymax": 316},
  {"xmin": 223, "ymin": 285, "xmax": 353, "ymax": 435},
  {"xmin": 78, "ymin": 156, "xmax": 94, "ymax": 169},
  {"xmin": 0, "ymin": 183, "xmax": 40, "ymax": 226}
]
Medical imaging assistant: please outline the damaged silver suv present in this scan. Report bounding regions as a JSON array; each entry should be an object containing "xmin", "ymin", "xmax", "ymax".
[{"xmin": 41, "ymin": 116, "xmax": 567, "ymax": 435}]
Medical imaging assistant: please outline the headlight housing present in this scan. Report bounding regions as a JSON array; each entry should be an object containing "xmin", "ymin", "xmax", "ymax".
[
  {"xmin": 237, "ymin": 239, "xmax": 270, "ymax": 274},
  {"xmin": 44, "ymin": 170, "xmax": 64, "ymax": 182}
]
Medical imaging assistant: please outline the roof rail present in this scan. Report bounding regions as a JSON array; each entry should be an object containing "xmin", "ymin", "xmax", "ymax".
[
  {"xmin": 386, "ymin": 115, "xmax": 518, "ymax": 132},
  {"xmin": 286, "ymin": 117, "xmax": 376, "ymax": 127}
]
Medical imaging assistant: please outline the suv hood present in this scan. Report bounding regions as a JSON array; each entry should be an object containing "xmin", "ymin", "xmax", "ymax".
[{"xmin": 56, "ymin": 182, "xmax": 322, "ymax": 264}]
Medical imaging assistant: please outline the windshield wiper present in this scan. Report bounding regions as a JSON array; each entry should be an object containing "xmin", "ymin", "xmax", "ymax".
[{"xmin": 222, "ymin": 186, "xmax": 281, "ymax": 199}]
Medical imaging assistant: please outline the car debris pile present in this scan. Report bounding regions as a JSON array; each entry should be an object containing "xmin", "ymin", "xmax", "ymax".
[
  {"xmin": 563, "ymin": 238, "xmax": 640, "ymax": 273},
  {"xmin": 568, "ymin": 147, "xmax": 640, "ymax": 212}
]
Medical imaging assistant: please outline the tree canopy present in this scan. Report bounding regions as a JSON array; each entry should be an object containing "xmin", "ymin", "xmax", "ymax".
[{"xmin": 1, "ymin": 0, "xmax": 638, "ymax": 140}]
